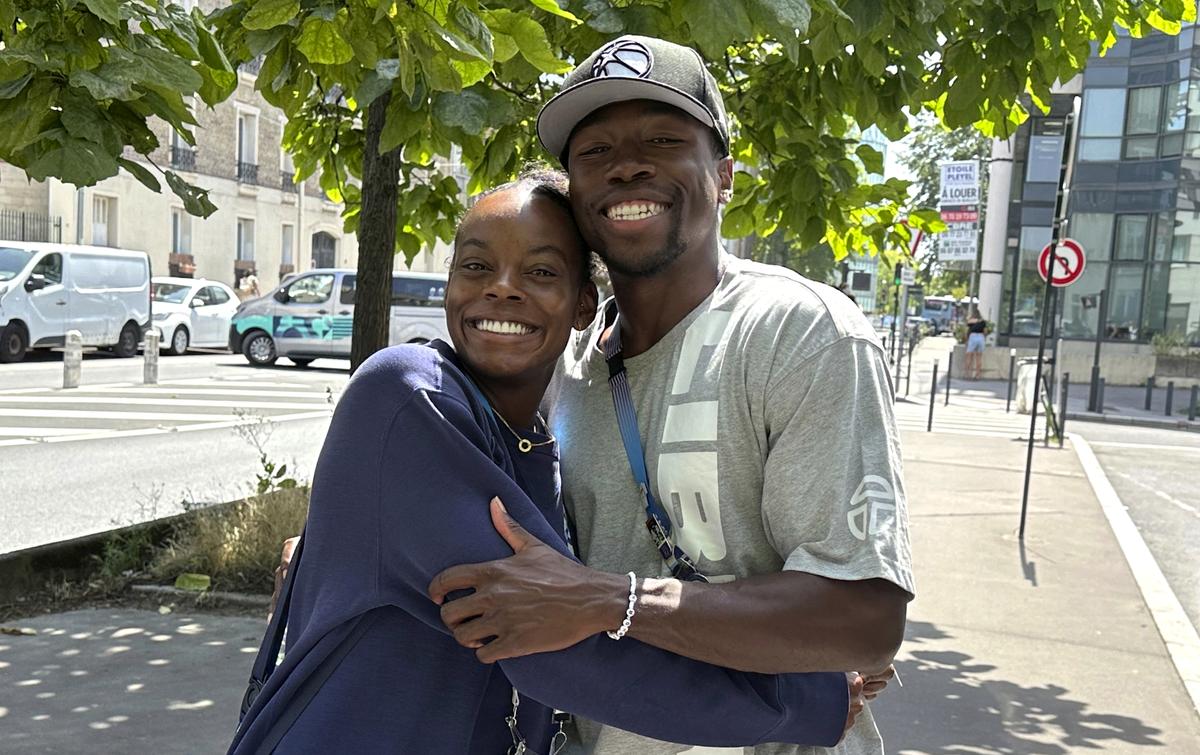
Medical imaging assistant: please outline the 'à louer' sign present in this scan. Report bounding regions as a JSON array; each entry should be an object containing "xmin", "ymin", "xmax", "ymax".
[{"xmin": 939, "ymin": 160, "xmax": 980, "ymax": 205}]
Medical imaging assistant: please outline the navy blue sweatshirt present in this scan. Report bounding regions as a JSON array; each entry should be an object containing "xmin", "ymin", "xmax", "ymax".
[{"xmin": 229, "ymin": 342, "xmax": 850, "ymax": 754}]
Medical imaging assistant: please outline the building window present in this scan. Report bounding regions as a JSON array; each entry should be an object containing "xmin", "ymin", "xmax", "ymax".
[
  {"xmin": 1107, "ymin": 264, "xmax": 1145, "ymax": 340},
  {"xmin": 237, "ymin": 110, "xmax": 258, "ymax": 184},
  {"xmin": 93, "ymin": 196, "xmax": 115, "ymax": 247},
  {"xmin": 1114, "ymin": 215, "xmax": 1150, "ymax": 260},
  {"xmin": 281, "ymin": 224, "xmax": 294, "ymax": 265},
  {"xmin": 1081, "ymin": 88, "xmax": 1126, "ymax": 137},
  {"xmin": 281, "ymin": 148, "xmax": 297, "ymax": 193},
  {"xmin": 171, "ymin": 208, "xmax": 191, "ymax": 255},
  {"xmin": 1125, "ymin": 86, "xmax": 1162, "ymax": 135},
  {"xmin": 237, "ymin": 218, "xmax": 255, "ymax": 261}
]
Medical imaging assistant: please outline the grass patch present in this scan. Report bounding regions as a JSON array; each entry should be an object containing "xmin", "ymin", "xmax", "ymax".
[{"xmin": 149, "ymin": 487, "xmax": 309, "ymax": 595}]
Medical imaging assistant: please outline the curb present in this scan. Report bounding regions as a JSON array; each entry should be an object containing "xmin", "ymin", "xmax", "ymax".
[
  {"xmin": 129, "ymin": 583, "xmax": 269, "ymax": 609},
  {"xmin": 1066, "ymin": 411, "xmax": 1200, "ymax": 433},
  {"xmin": 0, "ymin": 500, "xmax": 243, "ymax": 605}
]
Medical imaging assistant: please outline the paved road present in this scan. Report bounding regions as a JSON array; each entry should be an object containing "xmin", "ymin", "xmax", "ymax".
[
  {"xmin": 1071, "ymin": 419, "xmax": 1200, "ymax": 636},
  {"xmin": 0, "ymin": 353, "xmax": 350, "ymax": 553}
]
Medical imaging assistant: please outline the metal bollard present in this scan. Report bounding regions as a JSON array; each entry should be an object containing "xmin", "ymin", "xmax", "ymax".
[
  {"xmin": 945, "ymin": 351, "xmax": 952, "ymax": 406},
  {"xmin": 904, "ymin": 339, "xmax": 914, "ymax": 397},
  {"xmin": 63, "ymin": 329, "xmax": 82, "ymax": 389},
  {"xmin": 1189, "ymin": 385, "xmax": 1198, "ymax": 422},
  {"xmin": 143, "ymin": 329, "xmax": 159, "ymax": 385},
  {"xmin": 1144, "ymin": 376, "xmax": 1155, "ymax": 411},
  {"xmin": 1005, "ymin": 348, "xmax": 1017, "ymax": 413},
  {"xmin": 1166, "ymin": 381, "xmax": 1175, "ymax": 416},
  {"xmin": 1060, "ymin": 373, "xmax": 1069, "ymax": 447},
  {"xmin": 928, "ymin": 360, "xmax": 938, "ymax": 432},
  {"xmin": 1097, "ymin": 377, "xmax": 1106, "ymax": 414}
]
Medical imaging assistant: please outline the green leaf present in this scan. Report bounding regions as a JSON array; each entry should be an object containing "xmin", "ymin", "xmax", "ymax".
[
  {"xmin": 582, "ymin": 0, "xmax": 623, "ymax": 33},
  {"xmin": 481, "ymin": 9, "xmax": 571, "ymax": 74},
  {"xmin": 380, "ymin": 95, "xmax": 425, "ymax": 154},
  {"xmin": 297, "ymin": 10, "xmax": 354, "ymax": 65},
  {"xmin": 165, "ymin": 170, "xmax": 218, "ymax": 218},
  {"xmin": 81, "ymin": 0, "xmax": 121, "ymax": 25},
  {"xmin": 433, "ymin": 90, "xmax": 490, "ymax": 134},
  {"xmin": 118, "ymin": 157, "xmax": 161, "ymax": 192},
  {"xmin": 26, "ymin": 138, "xmax": 120, "ymax": 186},
  {"xmin": 452, "ymin": 4, "xmax": 495, "ymax": 61},
  {"xmin": 69, "ymin": 68, "xmax": 135, "ymax": 101},
  {"xmin": 357, "ymin": 71, "xmax": 393, "ymax": 108},
  {"xmin": 0, "ymin": 72, "xmax": 32, "ymax": 100},
  {"xmin": 855, "ymin": 144, "xmax": 883, "ymax": 174},
  {"xmin": 810, "ymin": 22, "xmax": 843, "ymax": 65},
  {"xmin": 528, "ymin": 0, "xmax": 583, "ymax": 24},
  {"xmin": 243, "ymin": 0, "xmax": 299, "ymax": 31},
  {"xmin": 750, "ymin": 0, "xmax": 812, "ymax": 35},
  {"xmin": 684, "ymin": 0, "xmax": 753, "ymax": 58}
]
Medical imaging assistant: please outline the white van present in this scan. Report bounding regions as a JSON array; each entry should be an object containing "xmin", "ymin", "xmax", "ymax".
[
  {"xmin": 229, "ymin": 269, "xmax": 448, "ymax": 367},
  {"xmin": 0, "ymin": 242, "xmax": 151, "ymax": 363}
]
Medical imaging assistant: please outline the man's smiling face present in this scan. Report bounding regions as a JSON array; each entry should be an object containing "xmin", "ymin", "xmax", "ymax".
[{"xmin": 564, "ymin": 100, "xmax": 733, "ymax": 278}]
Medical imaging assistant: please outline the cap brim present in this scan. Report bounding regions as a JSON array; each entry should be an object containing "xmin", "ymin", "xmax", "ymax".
[{"xmin": 537, "ymin": 77, "xmax": 719, "ymax": 162}]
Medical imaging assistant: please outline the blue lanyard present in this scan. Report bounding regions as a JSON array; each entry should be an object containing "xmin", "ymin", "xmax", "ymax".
[{"xmin": 601, "ymin": 313, "xmax": 708, "ymax": 583}]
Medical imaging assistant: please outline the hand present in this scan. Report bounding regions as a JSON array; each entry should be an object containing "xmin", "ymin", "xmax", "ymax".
[
  {"xmin": 861, "ymin": 664, "xmax": 896, "ymax": 701},
  {"xmin": 428, "ymin": 497, "xmax": 627, "ymax": 664},
  {"xmin": 267, "ymin": 536, "xmax": 300, "ymax": 623},
  {"xmin": 843, "ymin": 673, "xmax": 865, "ymax": 735}
]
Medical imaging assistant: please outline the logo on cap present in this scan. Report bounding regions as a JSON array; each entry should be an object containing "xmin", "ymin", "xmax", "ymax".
[{"xmin": 591, "ymin": 39, "xmax": 654, "ymax": 80}]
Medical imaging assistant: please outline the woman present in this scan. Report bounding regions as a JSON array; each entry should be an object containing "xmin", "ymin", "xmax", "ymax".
[
  {"xmin": 230, "ymin": 171, "xmax": 856, "ymax": 754},
  {"xmin": 965, "ymin": 312, "xmax": 988, "ymax": 379}
]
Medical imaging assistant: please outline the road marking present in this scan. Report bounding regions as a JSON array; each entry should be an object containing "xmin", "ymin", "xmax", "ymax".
[
  {"xmin": 0, "ymin": 396, "xmax": 330, "ymax": 411},
  {"xmin": 0, "ymin": 410, "xmax": 333, "ymax": 448},
  {"xmin": 0, "ymin": 408, "xmax": 245, "ymax": 421},
  {"xmin": 1089, "ymin": 440, "xmax": 1200, "ymax": 453},
  {"xmin": 82, "ymin": 386, "xmax": 340, "ymax": 400},
  {"xmin": 1071, "ymin": 433, "xmax": 1200, "ymax": 719},
  {"xmin": 1115, "ymin": 472, "xmax": 1200, "ymax": 519},
  {"xmin": 0, "ymin": 427, "xmax": 104, "ymax": 437}
]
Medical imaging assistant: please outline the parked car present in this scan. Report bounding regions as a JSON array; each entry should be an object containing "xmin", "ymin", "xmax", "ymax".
[
  {"xmin": 0, "ymin": 242, "xmax": 150, "ymax": 363},
  {"xmin": 151, "ymin": 277, "xmax": 240, "ymax": 355},
  {"xmin": 229, "ymin": 269, "xmax": 449, "ymax": 367}
]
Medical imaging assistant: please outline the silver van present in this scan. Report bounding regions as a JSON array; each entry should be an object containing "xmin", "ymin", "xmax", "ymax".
[
  {"xmin": 0, "ymin": 242, "xmax": 151, "ymax": 363},
  {"xmin": 229, "ymin": 268, "xmax": 448, "ymax": 367}
]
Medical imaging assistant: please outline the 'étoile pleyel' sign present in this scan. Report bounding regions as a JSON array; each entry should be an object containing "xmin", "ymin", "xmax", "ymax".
[{"xmin": 939, "ymin": 160, "xmax": 980, "ymax": 205}]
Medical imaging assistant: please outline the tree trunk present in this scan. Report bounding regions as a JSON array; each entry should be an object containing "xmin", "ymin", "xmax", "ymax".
[{"xmin": 350, "ymin": 92, "xmax": 403, "ymax": 373}]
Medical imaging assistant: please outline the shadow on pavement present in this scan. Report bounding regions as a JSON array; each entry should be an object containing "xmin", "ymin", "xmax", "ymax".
[
  {"xmin": 0, "ymin": 608, "xmax": 263, "ymax": 754},
  {"xmin": 878, "ymin": 620, "xmax": 1164, "ymax": 754}
]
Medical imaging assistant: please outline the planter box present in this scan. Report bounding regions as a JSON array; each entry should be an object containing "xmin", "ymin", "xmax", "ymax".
[{"xmin": 1154, "ymin": 355, "xmax": 1200, "ymax": 378}]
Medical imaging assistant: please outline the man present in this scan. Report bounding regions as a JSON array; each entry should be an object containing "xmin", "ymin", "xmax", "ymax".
[{"xmin": 429, "ymin": 35, "xmax": 914, "ymax": 755}]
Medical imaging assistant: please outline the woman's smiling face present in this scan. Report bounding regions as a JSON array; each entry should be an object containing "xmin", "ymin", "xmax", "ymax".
[{"xmin": 445, "ymin": 183, "xmax": 596, "ymax": 388}]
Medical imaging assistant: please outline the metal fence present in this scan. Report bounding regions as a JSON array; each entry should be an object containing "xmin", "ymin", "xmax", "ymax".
[{"xmin": 0, "ymin": 209, "xmax": 62, "ymax": 242}]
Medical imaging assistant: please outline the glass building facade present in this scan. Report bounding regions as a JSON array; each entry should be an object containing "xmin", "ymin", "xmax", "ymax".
[{"xmin": 998, "ymin": 26, "xmax": 1200, "ymax": 345}]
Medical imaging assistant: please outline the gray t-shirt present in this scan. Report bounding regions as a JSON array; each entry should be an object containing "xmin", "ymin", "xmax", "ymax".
[{"xmin": 546, "ymin": 255, "xmax": 914, "ymax": 755}]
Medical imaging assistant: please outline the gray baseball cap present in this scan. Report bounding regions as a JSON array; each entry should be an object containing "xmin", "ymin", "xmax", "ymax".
[{"xmin": 537, "ymin": 35, "xmax": 731, "ymax": 163}]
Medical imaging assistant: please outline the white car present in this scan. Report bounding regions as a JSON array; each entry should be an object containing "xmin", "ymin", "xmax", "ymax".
[{"xmin": 151, "ymin": 277, "xmax": 239, "ymax": 355}]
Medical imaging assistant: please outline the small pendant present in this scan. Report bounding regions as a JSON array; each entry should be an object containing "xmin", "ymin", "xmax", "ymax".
[{"xmin": 517, "ymin": 438, "xmax": 533, "ymax": 453}]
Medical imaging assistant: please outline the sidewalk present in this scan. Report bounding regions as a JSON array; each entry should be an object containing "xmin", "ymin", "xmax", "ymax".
[
  {"xmin": 2, "ymin": 410, "xmax": 1199, "ymax": 752},
  {"xmin": 873, "ymin": 428, "xmax": 1200, "ymax": 753}
]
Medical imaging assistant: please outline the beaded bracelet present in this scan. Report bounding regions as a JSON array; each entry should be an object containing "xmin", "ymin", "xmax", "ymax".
[{"xmin": 606, "ymin": 571, "xmax": 638, "ymax": 640}]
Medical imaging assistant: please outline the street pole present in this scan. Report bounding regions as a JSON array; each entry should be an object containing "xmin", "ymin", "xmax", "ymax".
[
  {"xmin": 1020, "ymin": 105, "xmax": 1077, "ymax": 541},
  {"xmin": 63, "ymin": 330, "xmax": 82, "ymax": 389},
  {"xmin": 1005, "ymin": 348, "xmax": 1017, "ymax": 413},
  {"xmin": 1088, "ymin": 289, "xmax": 1107, "ymax": 412}
]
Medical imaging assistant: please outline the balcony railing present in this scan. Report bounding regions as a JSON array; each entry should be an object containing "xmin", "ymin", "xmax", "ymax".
[
  {"xmin": 170, "ymin": 146, "xmax": 196, "ymax": 170},
  {"xmin": 237, "ymin": 161, "xmax": 259, "ymax": 185},
  {"xmin": 281, "ymin": 171, "xmax": 298, "ymax": 193}
]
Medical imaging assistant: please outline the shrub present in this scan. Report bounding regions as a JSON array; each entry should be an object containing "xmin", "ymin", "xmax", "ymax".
[{"xmin": 150, "ymin": 487, "xmax": 309, "ymax": 594}]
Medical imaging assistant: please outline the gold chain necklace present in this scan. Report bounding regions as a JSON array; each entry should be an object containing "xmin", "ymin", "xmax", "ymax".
[{"xmin": 493, "ymin": 409, "xmax": 556, "ymax": 453}]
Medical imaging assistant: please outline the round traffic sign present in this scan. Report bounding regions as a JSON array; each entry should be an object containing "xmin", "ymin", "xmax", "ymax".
[{"xmin": 1038, "ymin": 238, "xmax": 1086, "ymax": 287}]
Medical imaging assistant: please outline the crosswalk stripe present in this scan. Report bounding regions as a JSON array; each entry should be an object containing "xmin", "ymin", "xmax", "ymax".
[
  {"xmin": 0, "ymin": 409, "xmax": 334, "ymax": 448},
  {"xmin": 0, "ymin": 408, "xmax": 244, "ymax": 421},
  {"xmin": 82, "ymin": 386, "xmax": 338, "ymax": 400},
  {"xmin": 0, "ymin": 427, "xmax": 104, "ymax": 437},
  {"xmin": 0, "ymin": 396, "xmax": 331, "ymax": 411}
]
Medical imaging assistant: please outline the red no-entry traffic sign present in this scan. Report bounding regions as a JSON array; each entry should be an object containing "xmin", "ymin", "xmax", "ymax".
[{"xmin": 1038, "ymin": 238, "xmax": 1086, "ymax": 287}]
